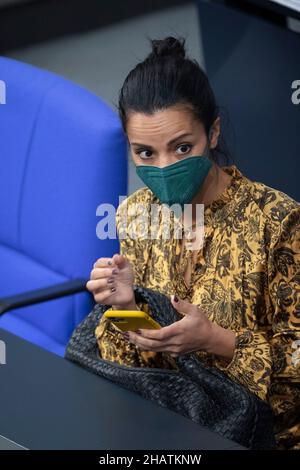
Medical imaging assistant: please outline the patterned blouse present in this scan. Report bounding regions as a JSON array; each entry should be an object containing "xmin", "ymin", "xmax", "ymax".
[{"xmin": 95, "ymin": 165, "xmax": 300, "ymax": 449}]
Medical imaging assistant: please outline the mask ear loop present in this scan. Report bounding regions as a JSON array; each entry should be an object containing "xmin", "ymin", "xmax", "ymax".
[{"xmin": 203, "ymin": 127, "xmax": 213, "ymax": 159}]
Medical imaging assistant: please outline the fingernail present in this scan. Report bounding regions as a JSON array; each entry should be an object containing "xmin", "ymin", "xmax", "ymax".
[
  {"xmin": 110, "ymin": 286, "xmax": 116, "ymax": 292},
  {"xmin": 136, "ymin": 329, "xmax": 142, "ymax": 335},
  {"xmin": 173, "ymin": 294, "xmax": 178, "ymax": 302},
  {"xmin": 123, "ymin": 332, "xmax": 130, "ymax": 340},
  {"xmin": 112, "ymin": 268, "xmax": 118, "ymax": 275},
  {"xmin": 107, "ymin": 278, "xmax": 114, "ymax": 284}
]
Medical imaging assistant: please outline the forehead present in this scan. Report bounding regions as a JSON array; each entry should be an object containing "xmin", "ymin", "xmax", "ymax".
[{"xmin": 126, "ymin": 106, "xmax": 201, "ymax": 142}]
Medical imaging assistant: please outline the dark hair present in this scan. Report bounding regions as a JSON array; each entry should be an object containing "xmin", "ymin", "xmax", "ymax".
[{"xmin": 117, "ymin": 36, "xmax": 233, "ymax": 165}]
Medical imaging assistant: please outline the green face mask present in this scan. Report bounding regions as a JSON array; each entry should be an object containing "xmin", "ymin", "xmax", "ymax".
[{"xmin": 136, "ymin": 155, "xmax": 212, "ymax": 208}]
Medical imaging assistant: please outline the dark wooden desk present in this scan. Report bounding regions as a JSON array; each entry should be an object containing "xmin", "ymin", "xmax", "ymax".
[{"xmin": 0, "ymin": 329, "xmax": 243, "ymax": 450}]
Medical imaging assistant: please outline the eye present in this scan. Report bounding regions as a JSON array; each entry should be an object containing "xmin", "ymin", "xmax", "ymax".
[
  {"xmin": 135, "ymin": 149, "xmax": 153, "ymax": 159},
  {"xmin": 176, "ymin": 144, "xmax": 193, "ymax": 155}
]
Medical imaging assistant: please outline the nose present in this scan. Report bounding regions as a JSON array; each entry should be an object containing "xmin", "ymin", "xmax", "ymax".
[{"xmin": 156, "ymin": 155, "xmax": 178, "ymax": 168}]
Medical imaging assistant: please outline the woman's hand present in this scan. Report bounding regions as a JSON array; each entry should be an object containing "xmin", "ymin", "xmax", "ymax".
[
  {"xmin": 86, "ymin": 254, "xmax": 137, "ymax": 310},
  {"xmin": 125, "ymin": 295, "xmax": 236, "ymax": 360}
]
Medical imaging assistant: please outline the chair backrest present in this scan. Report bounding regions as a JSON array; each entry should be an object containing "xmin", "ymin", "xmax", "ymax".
[{"xmin": 0, "ymin": 56, "xmax": 127, "ymax": 280}]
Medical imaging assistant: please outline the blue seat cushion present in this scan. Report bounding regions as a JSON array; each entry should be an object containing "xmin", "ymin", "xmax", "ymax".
[{"xmin": 0, "ymin": 244, "xmax": 93, "ymax": 356}]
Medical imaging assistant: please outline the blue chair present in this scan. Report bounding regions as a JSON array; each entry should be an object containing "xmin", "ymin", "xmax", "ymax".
[{"xmin": 0, "ymin": 56, "xmax": 127, "ymax": 356}]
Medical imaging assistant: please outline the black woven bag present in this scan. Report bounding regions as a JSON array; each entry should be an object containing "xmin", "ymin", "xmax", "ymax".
[{"xmin": 65, "ymin": 285, "xmax": 276, "ymax": 449}]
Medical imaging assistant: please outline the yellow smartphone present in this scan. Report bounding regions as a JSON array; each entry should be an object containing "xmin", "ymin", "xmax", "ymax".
[{"xmin": 104, "ymin": 309, "xmax": 161, "ymax": 332}]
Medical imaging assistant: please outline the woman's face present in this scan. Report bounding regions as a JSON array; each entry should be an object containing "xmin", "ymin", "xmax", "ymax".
[{"xmin": 126, "ymin": 105, "xmax": 220, "ymax": 168}]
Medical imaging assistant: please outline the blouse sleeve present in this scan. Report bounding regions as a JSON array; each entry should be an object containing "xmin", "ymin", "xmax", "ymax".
[
  {"xmin": 214, "ymin": 207, "xmax": 300, "ymax": 403},
  {"xmin": 115, "ymin": 199, "xmax": 151, "ymax": 313}
]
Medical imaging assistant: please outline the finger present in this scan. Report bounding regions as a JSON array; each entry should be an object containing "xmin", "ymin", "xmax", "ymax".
[
  {"xmin": 93, "ymin": 257, "xmax": 115, "ymax": 269},
  {"xmin": 128, "ymin": 332, "xmax": 162, "ymax": 351},
  {"xmin": 112, "ymin": 253, "xmax": 129, "ymax": 269},
  {"xmin": 128, "ymin": 332, "xmax": 175, "ymax": 352},
  {"xmin": 139, "ymin": 323, "xmax": 180, "ymax": 341},
  {"xmin": 135, "ymin": 341, "xmax": 180, "ymax": 355},
  {"xmin": 90, "ymin": 267, "xmax": 118, "ymax": 280},
  {"xmin": 86, "ymin": 278, "xmax": 115, "ymax": 292},
  {"xmin": 93, "ymin": 287, "xmax": 117, "ymax": 304},
  {"xmin": 170, "ymin": 294, "xmax": 196, "ymax": 316}
]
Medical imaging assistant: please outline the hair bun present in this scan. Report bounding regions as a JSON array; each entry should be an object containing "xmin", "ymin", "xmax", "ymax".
[{"xmin": 149, "ymin": 36, "xmax": 186, "ymax": 60}]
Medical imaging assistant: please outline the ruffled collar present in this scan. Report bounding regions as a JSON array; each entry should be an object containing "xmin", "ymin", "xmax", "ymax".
[
  {"xmin": 171, "ymin": 165, "xmax": 249, "ymax": 297},
  {"xmin": 169, "ymin": 164, "xmax": 247, "ymax": 232},
  {"xmin": 205, "ymin": 165, "xmax": 244, "ymax": 211},
  {"xmin": 203, "ymin": 164, "xmax": 247, "ymax": 227},
  {"xmin": 146, "ymin": 164, "xmax": 249, "ymax": 241}
]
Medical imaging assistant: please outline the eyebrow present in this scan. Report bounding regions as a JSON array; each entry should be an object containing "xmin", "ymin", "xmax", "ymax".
[{"xmin": 131, "ymin": 133, "xmax": 194, "ymax": 148}]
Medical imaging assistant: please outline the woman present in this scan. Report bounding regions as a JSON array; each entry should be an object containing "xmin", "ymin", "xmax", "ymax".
[{"xmin": 86, "ymin": 37, "xmax": 300, "ymax": 449}]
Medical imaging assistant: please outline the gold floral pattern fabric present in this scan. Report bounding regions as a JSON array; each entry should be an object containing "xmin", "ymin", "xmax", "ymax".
[{"xmin": 95, "ymin": 165, "xmax": 300, "ymax": 449}]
